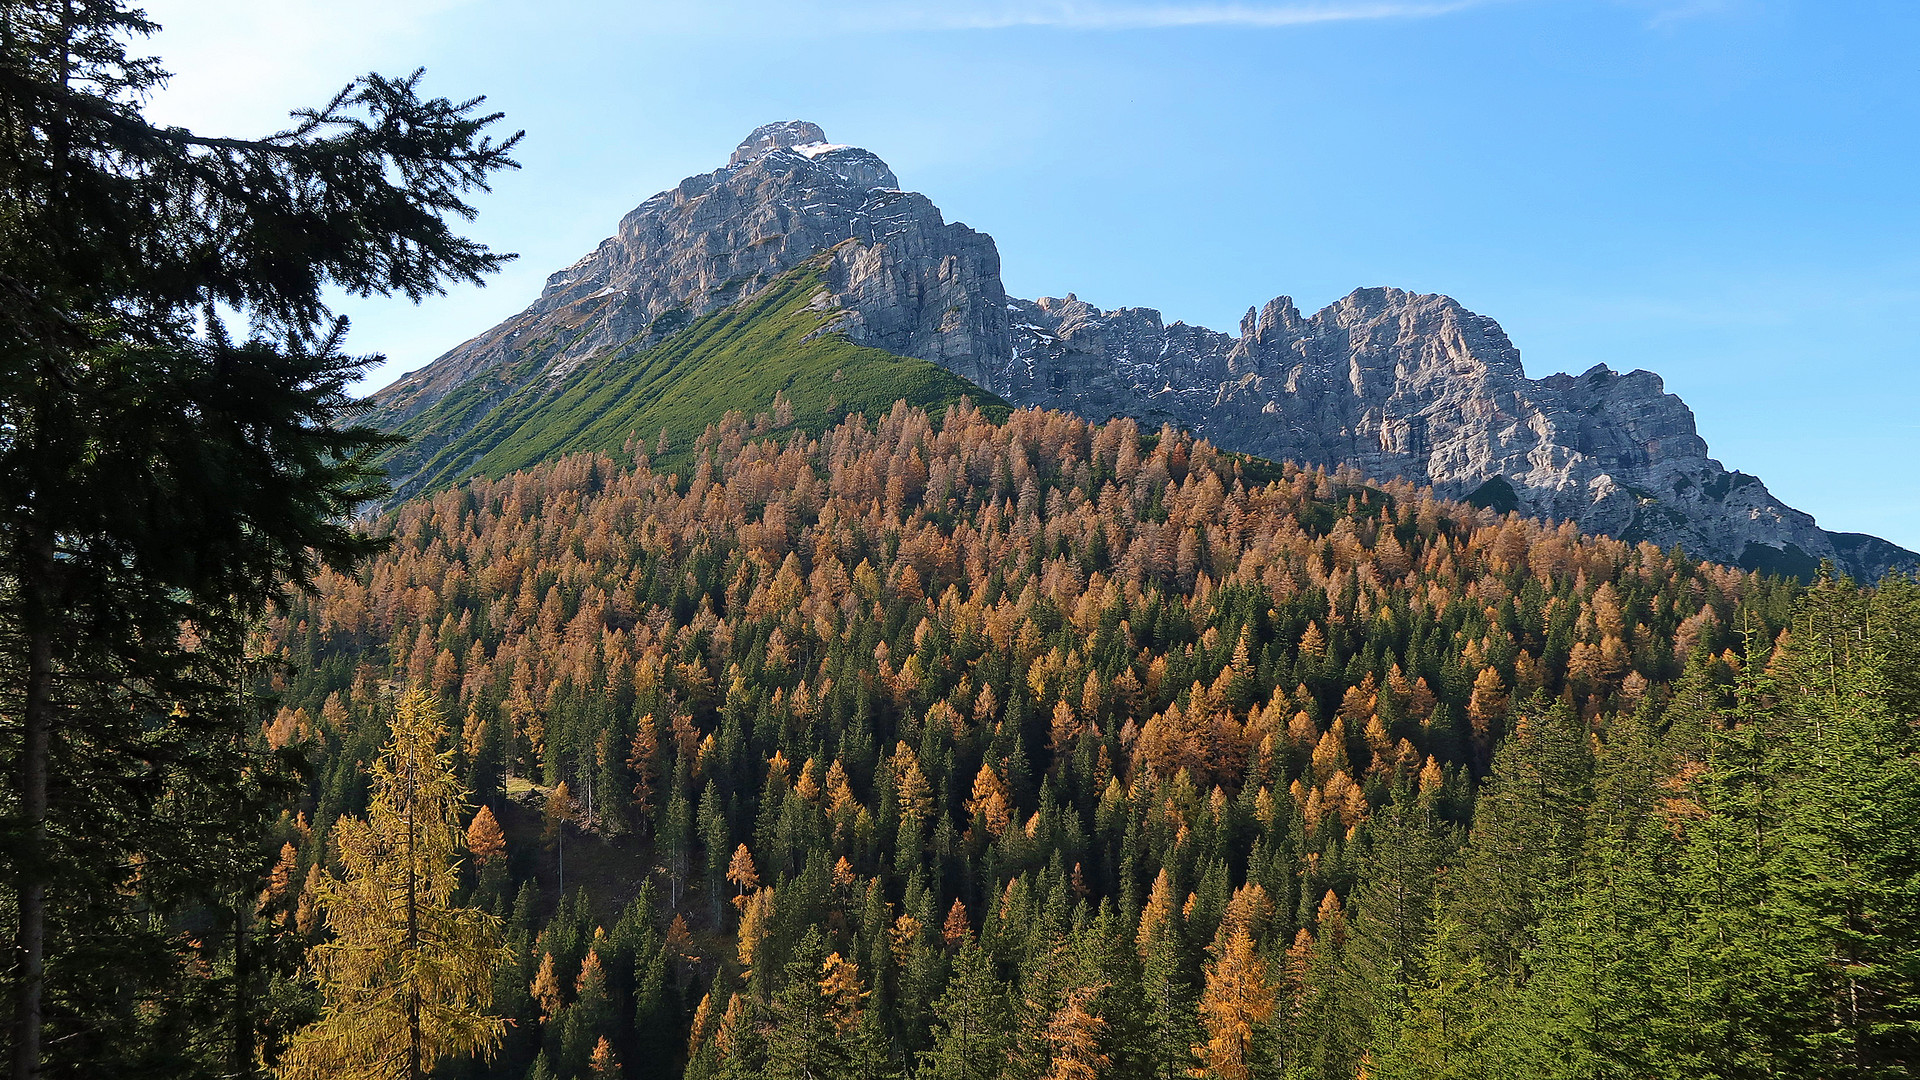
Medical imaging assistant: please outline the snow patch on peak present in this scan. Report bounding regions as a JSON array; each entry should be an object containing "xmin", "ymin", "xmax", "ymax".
[{"xmin": 730, "ymin": 120, "xmax": 829, "ymax": 167}]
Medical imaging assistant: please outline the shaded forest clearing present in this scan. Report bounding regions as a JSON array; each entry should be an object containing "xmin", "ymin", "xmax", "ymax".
[{"xmin": 494, "ymin": 785, "xmax": 662, "ymax": 928}]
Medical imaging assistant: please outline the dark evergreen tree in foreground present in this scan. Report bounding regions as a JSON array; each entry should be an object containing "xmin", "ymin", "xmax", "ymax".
[{"xmin": 0, "ymin": 3, "xmax": 518, "ymax": 1076}]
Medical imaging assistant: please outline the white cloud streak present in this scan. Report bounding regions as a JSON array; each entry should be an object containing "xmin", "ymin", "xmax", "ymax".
[{"xmin": 858, "ymin": 0, "xmax": 1506, "ymax": 32}]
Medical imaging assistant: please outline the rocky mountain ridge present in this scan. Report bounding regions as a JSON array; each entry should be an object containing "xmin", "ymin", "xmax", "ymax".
[{"xmin": 368, "ymin": 121, "xmax": 1916, "ymax": 581}]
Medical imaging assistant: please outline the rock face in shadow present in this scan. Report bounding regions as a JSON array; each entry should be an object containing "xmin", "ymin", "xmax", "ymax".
[{"xmin": 369, "ymin": 121, "xmax": 1915, "ymax": 581}]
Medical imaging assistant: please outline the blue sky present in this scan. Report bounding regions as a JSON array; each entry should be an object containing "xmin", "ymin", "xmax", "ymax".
[{"xmin": 141, "ymin": 0, "xmax": 1920, "ymax": 550}]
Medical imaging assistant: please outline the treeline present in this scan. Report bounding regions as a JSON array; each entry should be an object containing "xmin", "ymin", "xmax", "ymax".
[{"xmin": 240, "ymin": 401, "xmax": 1920, "ymax": 1079}]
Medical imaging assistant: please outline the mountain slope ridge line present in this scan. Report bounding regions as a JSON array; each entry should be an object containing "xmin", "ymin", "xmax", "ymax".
[{"xmin": 368, "ymin": 118, "xmax": 1915, "ymax": 581}]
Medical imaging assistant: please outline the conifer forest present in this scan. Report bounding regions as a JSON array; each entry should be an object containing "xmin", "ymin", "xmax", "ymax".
[
  {"xmin": 3, "ymin": 4, "xmax": 1920, "ymax": 1080},
  {"xmin": 253, "ymin": 406, "xmax": 1920, "ymax": 1080}
]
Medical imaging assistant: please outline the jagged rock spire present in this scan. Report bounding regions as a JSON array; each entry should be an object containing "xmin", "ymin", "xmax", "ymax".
[{"xmin": 729, "ymin": 120, "xmax": 829, "ymax": 167}]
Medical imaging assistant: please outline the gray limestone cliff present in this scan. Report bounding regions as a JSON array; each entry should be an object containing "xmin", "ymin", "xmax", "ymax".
[{"xmin": 368, "ymin": 121, "xmax": 1915, "ymax": 581}]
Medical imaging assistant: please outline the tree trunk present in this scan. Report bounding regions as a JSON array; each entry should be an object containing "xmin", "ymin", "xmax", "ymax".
[
  {"xmin": 231, "ymin": 661, "xmax": 257, "ymax": 1080},
  {"xmin": 11, "ymin": 515, "xmax": 60, "ymax": 1080},
  {"xmin": 408, "ymin": 796, "xmax": 421, "ymax": 1080},
  {"xmin": 230, "ymin": 895, "xmax": 253, "ymax": 1077},
  {"xmin": 13, "ymin": 3, "xmax": 73, "ymax": 1068},
  {"xmin": 11, "ymin": 613, "xmax": 52, "ymax": 1080}
]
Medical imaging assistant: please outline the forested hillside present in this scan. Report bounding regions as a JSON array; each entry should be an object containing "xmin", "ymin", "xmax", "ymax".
[{"xmin": 246, "ymin": 400, "xmax": 1920, "ymax": 1079}]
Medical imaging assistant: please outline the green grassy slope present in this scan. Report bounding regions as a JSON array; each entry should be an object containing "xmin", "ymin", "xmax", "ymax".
[{"xmin": 384, "ymin": 259, "xmax": 1011, "ymax": 497}]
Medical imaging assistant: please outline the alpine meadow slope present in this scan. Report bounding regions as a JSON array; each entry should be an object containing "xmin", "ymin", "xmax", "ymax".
[{"xmin": 382, "ymin": 257, "xmax": 1010, "ymax": 503}]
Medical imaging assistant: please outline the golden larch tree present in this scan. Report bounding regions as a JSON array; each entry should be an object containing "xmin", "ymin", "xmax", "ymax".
[
  {"xmin": 727, "ymin": 842, "xmax": 760, "ymax": 905},
  {"xmin": 1193, "ymin": 928, "xmax": 1275, "ymax": 1080},
  {"xmin": 1137, "ymin": 867, "xmax": 1179, "ymax": 957},
  {"xmin": 737, "ymin": 886, "xmax": 777, "ymax": 973},
  {"xmin": 278, "ymin": 688, "xmax": 507, "ymax": 1080},
  {"xmin": 943, "ymin": 899, "xmax": 972, "ymax": 947},
  {"xmin": 819, "ymin": 952, "xmax": 865, "ymax": 1032},
  {"xmin": 968, "ymin": 763, "xmax": 1013, "ymax": 836},
  {"xmin": 589, "ymin": 1036, "xmax": 620, "ymax": 1080},
  {"xmin": 531, "ymin": 951, "xmax": 563, "ymax": 1022},
  {"xmin": 1466, "ymin": 667, "xmax": 1508, "ymax": 754},
  {"xmin": 465, "ymin": 805, "xmax": 505, "ymax": 866},
  {"xmin": 544, "ymin": 780, "xmax": 576, "ymax": 843},
  {"xmin": 627, "ymin": 717, "xmax": 659, "ymax": 821},
  {"xmin": 1043, "ymin": 985, "xmax": 1111, "ymax": 1080},
  {"xmin": 260, "ymin": 841, "xmax": 300, "ymax": 913}
]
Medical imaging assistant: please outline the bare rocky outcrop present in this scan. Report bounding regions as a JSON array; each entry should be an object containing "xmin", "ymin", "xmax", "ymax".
[{"xmin": 369, "ymin": 121, "xmax": 1915, "ymax": 581}]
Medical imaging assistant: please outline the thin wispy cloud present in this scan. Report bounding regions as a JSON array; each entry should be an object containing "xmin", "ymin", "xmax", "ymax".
[
  {"xmin": 866, "ymin": 0, "xmax": 1506, "ymax": 32},
  {"xmin": 1639, "ymin": 0, "xmax": 1745, "ymax": 28}
]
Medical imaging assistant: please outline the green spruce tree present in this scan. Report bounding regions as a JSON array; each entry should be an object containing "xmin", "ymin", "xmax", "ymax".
[{"xmin": 920, "ymin": 940, "xmax": 1009, "ymax": 1080}]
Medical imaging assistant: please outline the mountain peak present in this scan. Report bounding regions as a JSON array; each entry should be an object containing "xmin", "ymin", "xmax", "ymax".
[{"xmin": 729, "ymin": 120, "xmax": 831, "ymax": 167}]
